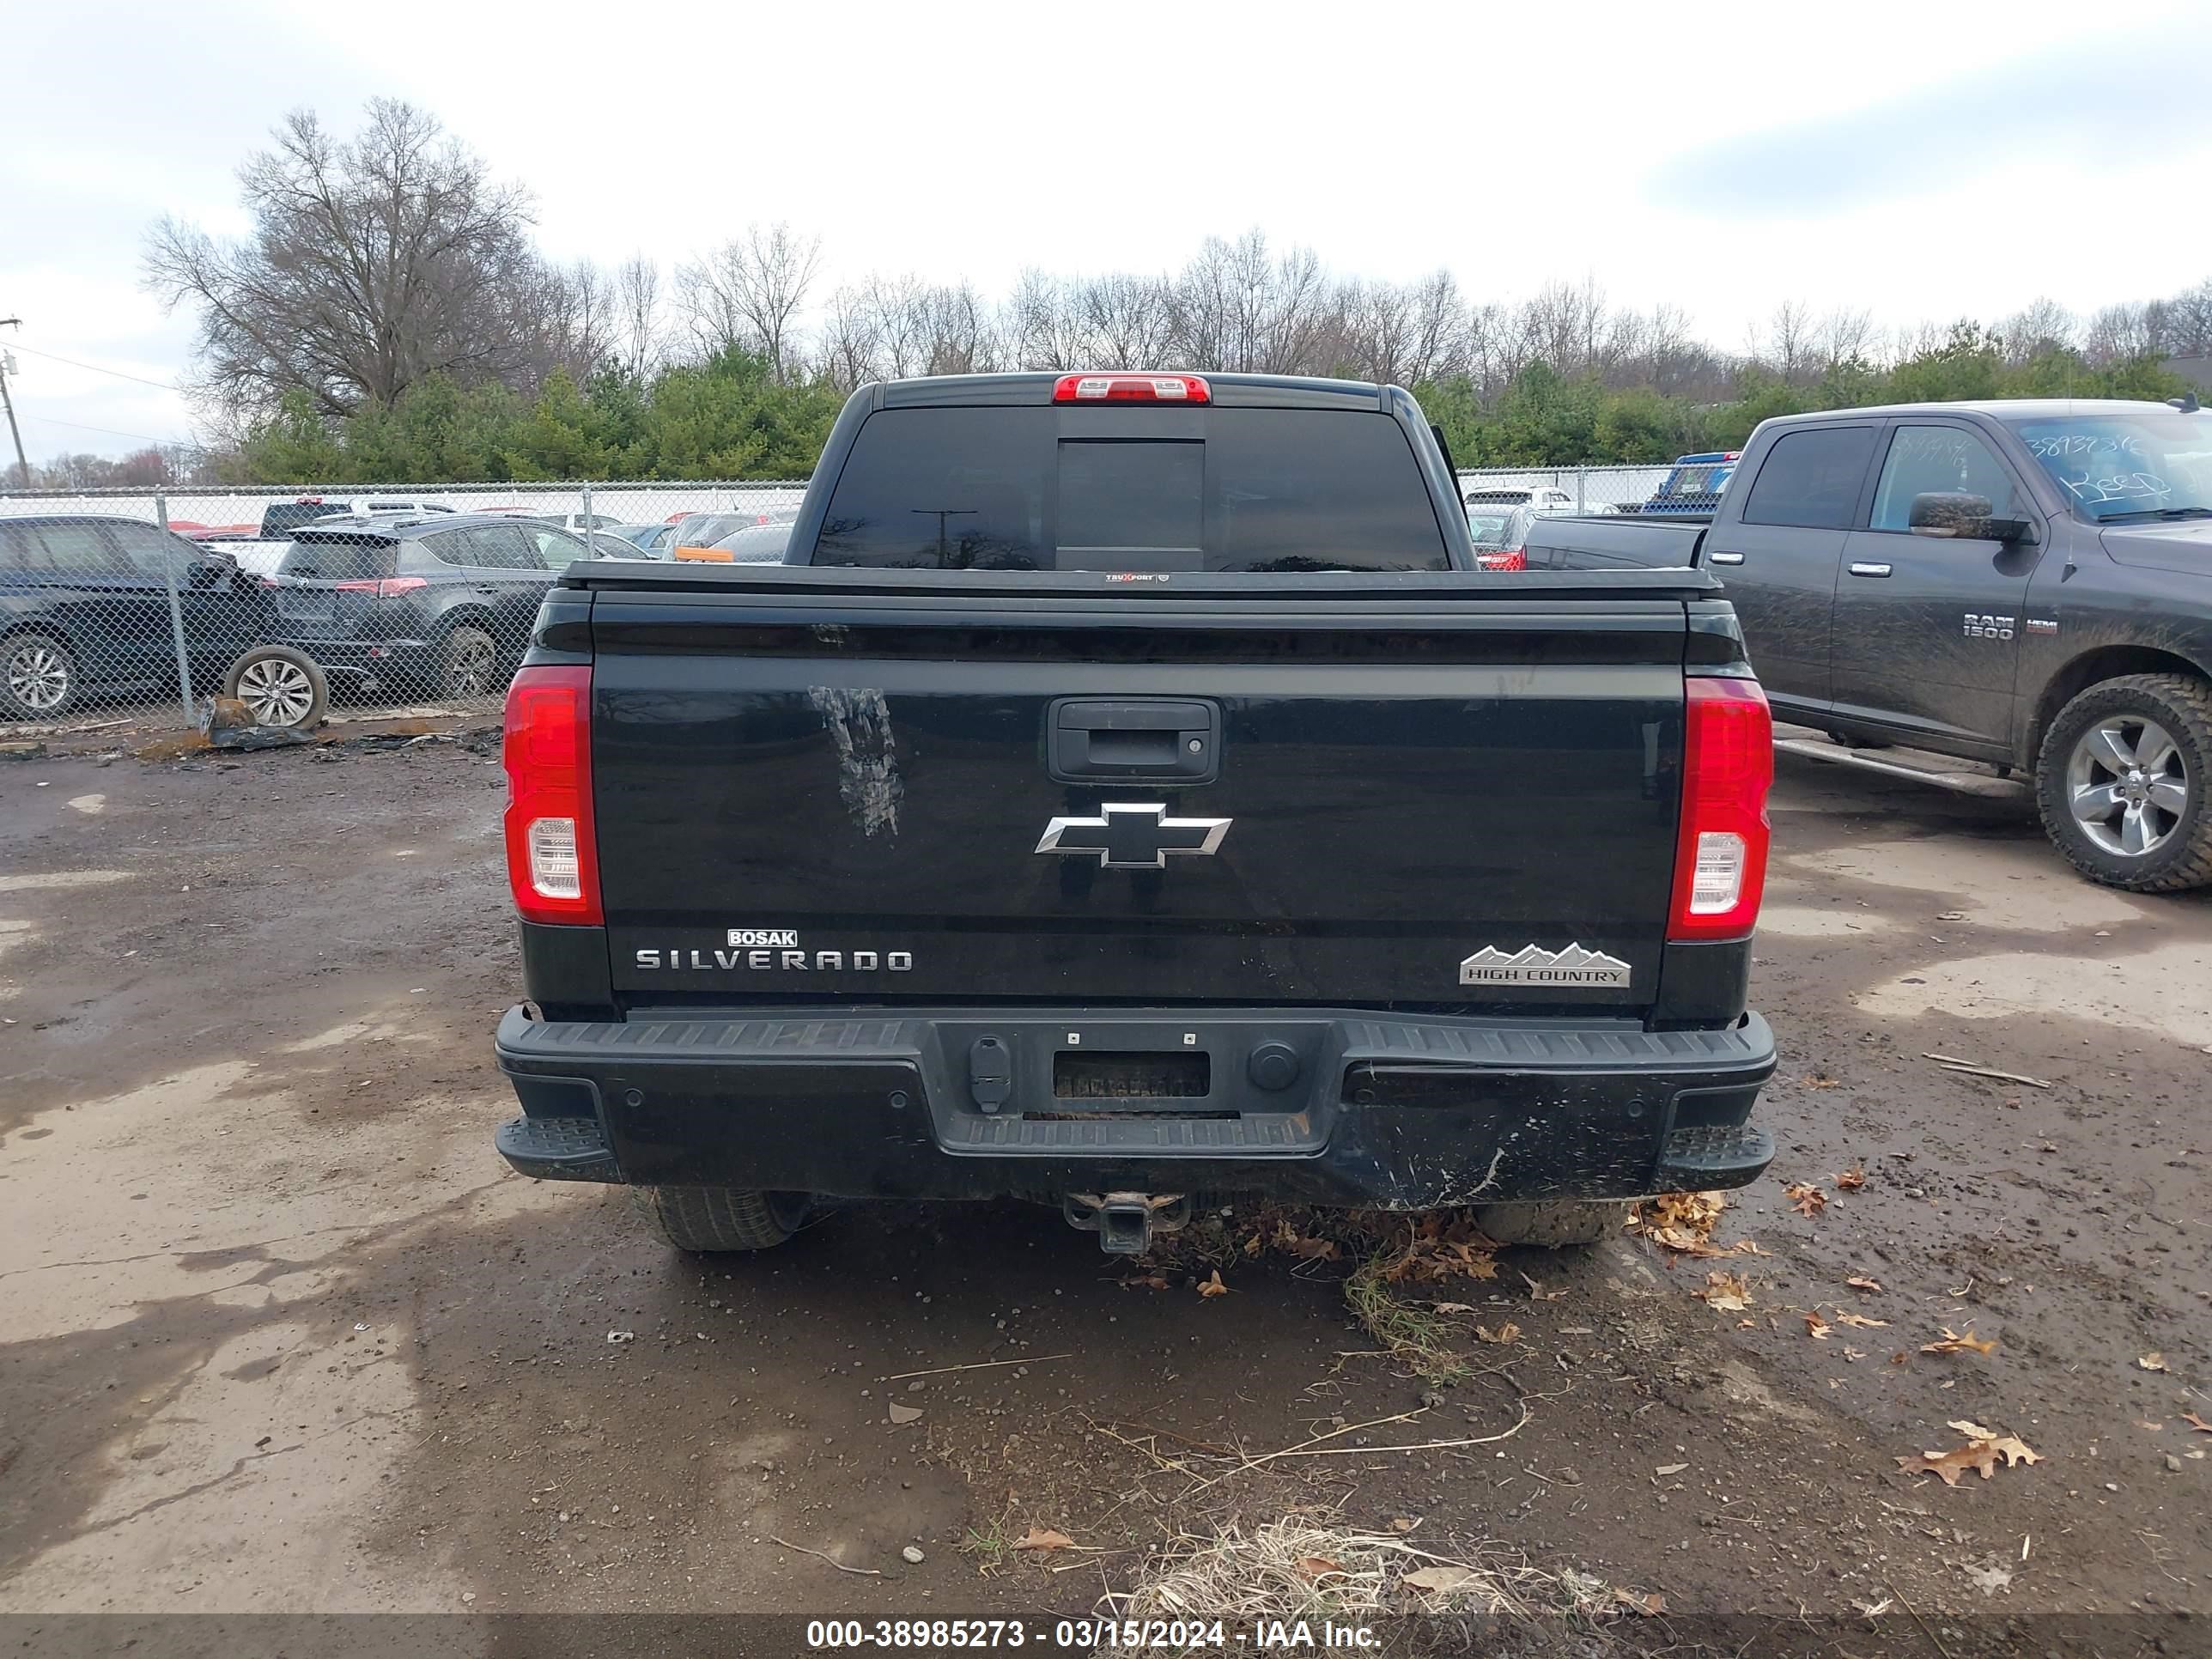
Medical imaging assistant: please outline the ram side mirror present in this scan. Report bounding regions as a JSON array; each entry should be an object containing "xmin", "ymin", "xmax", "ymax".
[{"xmin": 1909, "ymin": 491, "xmax": 2034, "ymax": 544}]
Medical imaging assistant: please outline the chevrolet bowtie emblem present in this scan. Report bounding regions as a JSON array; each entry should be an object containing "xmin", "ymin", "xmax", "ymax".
[{"xmin": 1034, "ymin": 802, "xmax": 1232, "ymax": 869}]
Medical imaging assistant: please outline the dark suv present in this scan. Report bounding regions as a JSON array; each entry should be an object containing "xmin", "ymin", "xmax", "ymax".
[
  {"xmin": 270, "ymin": 514, "xmax": 595, "ymax": 700},
  {"xmin": 1, "ymin": 514, "xmax": 272, "ymax": 720}
]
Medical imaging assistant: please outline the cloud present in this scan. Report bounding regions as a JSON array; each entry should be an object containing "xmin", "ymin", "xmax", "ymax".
[{"xmin": 1649, "ymin": 30, "xmax": 2212, "ymax": 217}]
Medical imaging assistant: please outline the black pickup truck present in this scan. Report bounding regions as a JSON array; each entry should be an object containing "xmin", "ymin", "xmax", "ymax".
[
  {"xmin": 490, "ymin": 371, "xmax": 1779, "ymax": 1256},
  {"xmin": 1528, "ymin": 398, "xmax": 2212, "ymax": 891}
]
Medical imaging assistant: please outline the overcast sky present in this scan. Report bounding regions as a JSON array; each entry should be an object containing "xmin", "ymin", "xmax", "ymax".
[{"xmin": 4, "ymin": 0, "xmax": 2209, "ymax": 461}]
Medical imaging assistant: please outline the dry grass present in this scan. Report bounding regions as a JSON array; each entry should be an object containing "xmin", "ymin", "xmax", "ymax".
[
  {"xmin": 1344, "ymin": 1255, "xmax": 1474, "ymax": 1385},
  {"xmin": 1103, "ymin": 1516, "xmax": 1550, "ymax": 1628}
]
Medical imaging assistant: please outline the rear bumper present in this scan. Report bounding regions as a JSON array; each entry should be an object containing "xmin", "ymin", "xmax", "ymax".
[{"xmin": 492, "ymin": 1004, "xmax": 1777, "ymax": 1207}]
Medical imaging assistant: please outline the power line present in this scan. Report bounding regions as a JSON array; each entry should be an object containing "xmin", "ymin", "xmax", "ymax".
[
  {"xmin": 7, "ymin": 339, "xmax": 183, "ymax": 392},
  {"xmin": 17, "ymin": 410, "xmax": 208, "ymax": 450}
]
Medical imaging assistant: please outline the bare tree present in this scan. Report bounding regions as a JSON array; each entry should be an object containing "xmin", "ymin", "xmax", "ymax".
[
  {"xmin": 1750, "ymin": 299, "xmax": 1818, "ymax": 382},
  {"xmin": 675, "ymin": 223, "xmax": 823, "ymax": 380},
  {"xmin": 614, "ymin": 255, "xmax": 664, "ymax": 378},
  {"xmin": 1996, "ymin": 296, "xmax": 2076, "ymax": 364},
  {"xmin": 519, "ymin": 259, "xmax": 617, "ymax": 388},
  {"xmin": 818, "ymin": 283, "xmax": 887, "ymax": 389},
  {"xmin": 144, "ymin": 100, "xmax": 544, "ymax": 416},
  {"xmin": 1006, "ymin": 270, "xmax": 1086, "ymax": 370},
  {"xmin": 2084, "ymin": 301, "xmax": 2159, "ymax": 364},
  {"xmin": 1074, "ymin": 272, "xmax": 1178, "ymax": 370}
]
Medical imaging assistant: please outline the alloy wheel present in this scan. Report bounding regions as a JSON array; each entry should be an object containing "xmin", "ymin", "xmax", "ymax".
[{"xmin": 2067, "ymin": 716, "xmax": 2189, "ymax": 857}]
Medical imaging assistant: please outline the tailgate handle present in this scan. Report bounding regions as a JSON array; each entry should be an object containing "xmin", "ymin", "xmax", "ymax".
[{"xmin": 1048, "ymin": 698, "xmax": 1220, "ymax": 785}]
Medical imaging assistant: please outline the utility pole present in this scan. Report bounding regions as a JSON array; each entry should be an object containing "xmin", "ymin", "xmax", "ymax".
[{"xmin": 0, "ymin": 318, "xmax": 26, "ymax": 491}]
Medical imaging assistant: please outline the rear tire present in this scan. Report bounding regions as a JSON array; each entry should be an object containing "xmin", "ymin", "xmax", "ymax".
[
  {"xmin": 441, "ymin": 624, "xmax": 500, "ymax": 700},
  {"xmin": 2, "ymin": 630, "xmax": 76, "ymax": 721},
  {"xmin": 648, "ymin": 1186, "xmax": 812, "ymax": 1253},
  {"xmin": 1473, "ymin": 1200, "xmax": 1628, "ymax": 1249},
  {"xmin": 223, "ymin": 645, "xmax": 328, "ymax": 729},
  {"xmin": 2034, "ymin": 672, "xmax": 2212, "ymax": 892}
]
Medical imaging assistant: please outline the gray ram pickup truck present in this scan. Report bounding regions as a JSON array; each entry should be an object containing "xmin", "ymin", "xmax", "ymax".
[{"xmin": 1528, "ymin": 398, "xmax": 2212, "ymax": 891}]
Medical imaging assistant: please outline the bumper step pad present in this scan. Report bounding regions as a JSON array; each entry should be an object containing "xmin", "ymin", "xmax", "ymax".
[
  {"xmin": 495, "ymin": 1115, "xmax": 619, "ymax": 1182},
  {"xmin": 1655, "ymin": 1120, "xmax": 1775, "ymax": 1188}
]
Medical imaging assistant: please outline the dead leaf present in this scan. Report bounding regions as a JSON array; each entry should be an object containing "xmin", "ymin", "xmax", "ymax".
[
  {"xmin": 1012, "ymin": 1527, "xmax": 1074, "ymax": 1553},
  {"xmin": 1476, "ymin": 1322, "xmax": 1522, "ymax": 1346},
  {"xmin": 1785, "ymin": 1182, "xmax": 1828, "ymax": 1218},
  {"xmin": 1896, "ymin": 1422, "xmax": 2042, "ymax": 1486},
  {"xmin": 1966, "ymin": 1564, "xmax": 2014, "ymax": 1596},
  {"xmin": 1803, "ymin": 1073, "xmax": 1842, "ymax": 1090},
  {"xmin": 1922, "ymin": 1327, "xmax": 1998, "ymax": 1357},
  {"xmin": 1804, "ymin": 1310, "xmax": 1833, "ymax": 1340},
  {"xmin": 2138, "ymin": 1352, "xmax": 2170, "ymax": 1373},
  {"xmin": 1654, "ymin": 1462, "xmax": 1688, "ymax": 1477},
  {"xmin": 1846, "ymin": 1275, "xmax": 1884, "ymax": 1292},
  {"xmin": 1197, "ymin": 1271, "xmax": 1229, "ymax": 1298},
  {"xmin": 1836, "ymin": 1166, "xmax": 1867, "ymax": 1191},
  {"xmin": 1297, "ymin": 1555, "xmax": 1344, "ymax": 1580},
  {"xmin": 2183, "ymin": 1412, "xmax": 2212, "ymax": 1434},
  {"xmin": 1520, "ymin": 1271, "xmax": 1567, "ymax": 1302},
  {"xmin": 1389, "ymin": 1516, "xmax": 1420, "ymax": 1534},
  {"xmin": 1403, "ymin": 1565, "xmax": 1479, "ymax": 1596},
  {"xmin": 1613, "ymin": 1589, "xmax": 1668, "ymax": 1617},
  {"xmin": 1122, "ymin": 1273, "xmax": 1170, "ymax": 1291},
  {"xmin": 1627, "ymin": 1191, "xmax": 1732, "ymax": 1253},
  {"xmin": 1834, "ymin": 1311, "xmax": 1889, "ymax": 1328},
  {"xmin": 1430, "ymin": 1301, "xmax": 1480, "ymax": 1316},
  {"xmin": 888, "ymin": 1402, "xmax": 922, "ymax": 1425},
  {"xmin": 1698, "ymin": 1270, "xmax": 1752, "ymax": 1312}
]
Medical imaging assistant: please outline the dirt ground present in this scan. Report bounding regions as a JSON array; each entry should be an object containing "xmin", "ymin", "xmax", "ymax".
[{"xmin": 1, "ymin": 733, "xmax": 2206, "ymax": 1656}]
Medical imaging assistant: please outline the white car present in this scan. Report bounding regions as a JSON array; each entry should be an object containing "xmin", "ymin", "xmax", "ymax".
[{"xmin": 1462, "ymin": 484, "xmax": 1577, "ymax": 511}]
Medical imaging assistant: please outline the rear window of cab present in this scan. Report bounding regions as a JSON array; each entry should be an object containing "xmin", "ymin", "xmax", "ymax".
[{"xmin": 810, "ymin": 407, "xmax": 1449, "ymax": 573}]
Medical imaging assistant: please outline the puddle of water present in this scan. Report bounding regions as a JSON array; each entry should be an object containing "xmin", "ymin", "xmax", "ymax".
[{"xmin": 1858, "ymin": 940, "xmax": 2212, "ymax": 1048}]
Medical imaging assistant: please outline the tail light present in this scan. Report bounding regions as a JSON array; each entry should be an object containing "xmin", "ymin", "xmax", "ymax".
[
  {"xmin": 1668, "ymin": 677, "xmax": 1772, "ymax": 940},
  {"xmin": 1052, "ymin": 373, "xmax": 1211, "ymax": 404},
  {"xmin": 1474, "ymin": 547, "xmax": 1527, "ymax": 572},
  {"xmin": 332, "ymin": 575, "xmax": 429, "ymax": 598},
  {"xmin": 503, "ymin": 665, "xmax": 600, "ymax": 925}
]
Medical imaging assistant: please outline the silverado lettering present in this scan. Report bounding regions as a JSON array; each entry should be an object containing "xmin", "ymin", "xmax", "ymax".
[{"xmin": 493, "ymin": 370, "xmax": 1782, "ymax": 1258}]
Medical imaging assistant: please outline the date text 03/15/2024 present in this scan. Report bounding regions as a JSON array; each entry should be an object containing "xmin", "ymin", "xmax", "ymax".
[{"xmin": 804, "ymin": 1618, "xmax": 1382, "ymax": 1649}]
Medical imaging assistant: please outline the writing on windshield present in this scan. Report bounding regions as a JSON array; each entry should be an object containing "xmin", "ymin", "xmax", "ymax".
[{"xmin": 2008, "ymin": 416, "xmax": 2212, "ymax": 519}]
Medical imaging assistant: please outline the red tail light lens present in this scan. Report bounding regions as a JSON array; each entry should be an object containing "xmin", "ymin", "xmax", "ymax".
[
  {"xmin": 1668, "ymin": 677, "xmax": 1772, "ymax": 940},
  {"xmin": 1052, "ymin": 373, "xmax": 1211, "ymax": 404},
  {"xmin": 1474, "ymin": 546, "xmax": 1528, "ymax": 572},
  {"xmin": 332, "ymin": 575, "xmax": 429, "ymax": 598},
  {"xmin": 502, "ymin": 665, "xmax": 600, "ymax": 926}
]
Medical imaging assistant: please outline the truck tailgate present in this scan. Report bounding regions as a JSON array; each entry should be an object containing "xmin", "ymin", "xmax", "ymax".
[{"xmin": 584, "ymin": 576, "xmax": 1695, "ymax": 1012}]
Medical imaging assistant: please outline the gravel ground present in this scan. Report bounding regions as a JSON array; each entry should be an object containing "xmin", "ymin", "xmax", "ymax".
[{"xmin": 0, "ymin": 734, "xmax": 2205, "ymax": 1656}]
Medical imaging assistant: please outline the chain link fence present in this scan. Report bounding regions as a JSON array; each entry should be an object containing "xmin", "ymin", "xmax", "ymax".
[{"xmin": 0, "ymin": 466, "xmax": 1672, "ymax": 739}]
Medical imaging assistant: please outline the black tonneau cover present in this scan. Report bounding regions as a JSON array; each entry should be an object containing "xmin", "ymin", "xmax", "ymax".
[{"xmin": 557, "ymin": 562, "xmax": 1723, "ymax": 603}]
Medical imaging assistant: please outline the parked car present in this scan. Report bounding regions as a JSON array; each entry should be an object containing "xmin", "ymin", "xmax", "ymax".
[
  {"xmin": 256, "ymin": 495, "xmax": 455, "ymax": 538},
  {"xmin": 270, "ymin": 513, "xmax": 591, "ymax": 701},
  {"xmin": 481, "ymin": 508, "xmax": 631, "ymax": 537},
  {"xmin": 668, "ymin": 507, "xmax": 799, "ymax": 560},
  {"xmin": 1632, "ymin": 452, "xmax": 1740, "ymax": 518},
  {"xmin": 670, "ymin": 520, "xmax": 793, "ymax": 563},
  {"xmin": 598, "ymin": 523, "xmax": 677, "ymax": 557},
  {"xmin": 1463, "ymin": 483, "xmax": 1575, "ymax": 512},
  {"xmin": 0, "ymin": 514, "xmax": 273, "ymax": 720},
  {"xmin": 490, "ymin": 368, "xmax": 1778, "ymax": 1261},
  {"xmin": 1526, "ymin": 397, "xmax": 2212, "ymax": 890}
]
